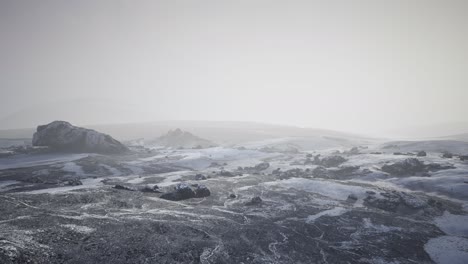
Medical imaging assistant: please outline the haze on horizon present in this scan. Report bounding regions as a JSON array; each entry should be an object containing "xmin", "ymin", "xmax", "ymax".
[{"xmin": 1, "ymin": 0, "xmax": 467, "ymax": 138}]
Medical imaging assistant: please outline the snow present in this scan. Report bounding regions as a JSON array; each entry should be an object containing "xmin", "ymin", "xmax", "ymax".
[
  {"xmin": 0, "ymin": 153, "xmax": 89, "ymax": 170},
  {"xmin": 306, "ymin": 207, "xmax": 348, "ymax": 223},
  {"xmin": 62, "ymin": 162, "xmax": 84, "ymax": 175},
  {"xmin": 263, "ymin": 178, "xmax": 371, "ymax": 203},
  {"xmin": 425, "ymin": 236, "xmax": 468, "ymax": 264},
  {"xmin": 24, "ymin": 178, "xmax": 103, "ymax": 194},
  {"xmin": 434, "ymin": 211, "xmax": 468, "ymax": 237}
]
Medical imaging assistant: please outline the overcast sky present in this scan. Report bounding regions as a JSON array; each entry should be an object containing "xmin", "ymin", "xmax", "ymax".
[{"xmin": 1, "ymin": 0, "xmax": 467, "ymax": 136}]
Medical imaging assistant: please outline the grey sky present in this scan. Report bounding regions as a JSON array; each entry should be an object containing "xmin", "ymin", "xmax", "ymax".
[{"xmin": 1, "ymin": 0, "xmax": 467, "ymax": 136}]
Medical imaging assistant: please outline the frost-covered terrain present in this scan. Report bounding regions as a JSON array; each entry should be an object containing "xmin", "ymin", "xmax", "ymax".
[{"xmin": 1, "ymin": 135, "xmax": 468, "ymax": 263}]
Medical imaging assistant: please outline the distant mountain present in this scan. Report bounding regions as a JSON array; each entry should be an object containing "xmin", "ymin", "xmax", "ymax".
[{"xmin": 149, "ymin": 128, "xmax": 215, "ymax": 149}]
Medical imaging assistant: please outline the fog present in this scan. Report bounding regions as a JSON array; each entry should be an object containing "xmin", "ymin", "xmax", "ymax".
[{"xmin": 1, "ymin": 0, "xmax": 467, "ymax": 137}]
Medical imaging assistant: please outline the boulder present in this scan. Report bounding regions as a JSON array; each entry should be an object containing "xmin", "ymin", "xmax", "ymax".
[
  {"xmin": 442, "ymin": 152, "xmax": 453, "ymax": 158},
  {"xmin": 381, "ymin": 158, "xmax": 425, "ymax": 176},
  {"xmin": 381, "ymin": 158, "xmax": 454, "ymax": 176},
  {"xmin": 319, "ymin": 155, "xmax": 347, "ymax": 168},
  {"xmin": 159, "ymin": 183, "xmax": 210, "ymax": 201},
  {"xmin": 140, "ymin": 185, "xmax": 160, "ymax": 193},
  {"xmin": 113, "ymin": 184, "xmax": 135, "ymax": 191},
  {"xmin": 194, "ymin": 185, "xmax": 211, "ymax": 198},
  {"xmin": 416, "ymin": 151, "xmax": 427, "ymax": 157},
  {"xmin": 32, "ymin": 121, "xmax": 128, "ymax": 154},
  {"xmin": 245, "ymin": 196, "xmax": 262, "ymax": 206}
]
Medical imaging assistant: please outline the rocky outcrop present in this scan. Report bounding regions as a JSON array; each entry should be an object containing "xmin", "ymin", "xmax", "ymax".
[
  {"xmin": 150, "ymin": 128, "xmax": 215, "ymax": 149},
  {"xmin": 381, "ymin": 158, "xmax": 454, "ymax": 176},
  {"xmin": 32, "ymin": 121, "xmax": 128, "ymax": 154},
  {"xmin": 312, "ymin": 155, "xmax": 347, "ymax": 168},
  {"xmin": 159, "ymin": 183, "xmax": 211, "ymax": 201}
]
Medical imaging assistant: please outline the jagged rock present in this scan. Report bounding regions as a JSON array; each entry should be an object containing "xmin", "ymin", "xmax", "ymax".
[
  {"xmin": 219, "ymin": 170, "xmax": 234, "ymax": 177},
  {"xmin": 345, "ymin": 147, "xmax": 360, "ymax": 155},
  {"xmin": 113, "ymin": 184, "xmax": 135, "ymax": 191},
  {"xmin": 140, "ymin": 185, "xmax": 160, "ymax": 193},
  {"xmin": 442, "ymin": 152, "xmax": 453, "ymax": 158},
  {"xmin": 316, "ymin": 155, "xmax": 347, "ymax": 168},
  {"xmin": 346, "ymin": 194, "xmax": 358, "ymax": 203},
  {"xmin": 254, "ymin": 162, "xmax": 270, "ymax": 171},
  {"xmin": 66, "ymin": 179, "xmax": 83, "ymax": 186},
  {"xmin": 416, "ymin": 151, "xmax": 427, "ymax": 157},
  {"xmin": 312, "ymin": 165, "xmax": 361, "ymax": 179},
  {"xmin": 160, "ymin": 183, "xmax": 195, "ymax": 201},
  {"xmin": 228, "ymin": 194, "xmax": 237, "ymax": 199},
  {"xmin": 312, "ymin": 166, "xmax": 328, "ymax": 178},
  {"xmin": 195, "ymin": 174, "xmax": 207, "ymax": 180},
  {"xmin": 381, "ymin": 158, "xmax": 425, "ymax": 176},
  {"xmin": 381, "ymin": 158, "xmax": 454, "ymax": 176},
  {"xmin": 159, "ymin": 183, "xmax": 210, "ymax": 201},
  {"xmin": 245, "ymin": 196, "xmax": 262, "ymax": 206},
  {"xmin": 460, "ymin": 155, "xmax": 468, "ymax": 161},
  {"xmin": 194, "ymin": 185, "xmax": 211, "ymax": 198},
  {"xmin": 32, "ymin": 121, "xmax": 128, "ymax": 154}
]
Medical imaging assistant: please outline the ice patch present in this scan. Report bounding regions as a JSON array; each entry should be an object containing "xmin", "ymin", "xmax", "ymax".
[
  {"xmin": 362, "ymin": 218, "xmax": 402, "ymax": 233},
  {"xmin": 62, "ymin": 162, "xmax": 84, "ymax": 175},
  {"xmin": 425, "ymin": 236, "xmax": 468, "ymax": 264},
  {"xmin": 434, "ymin": 211, "xmax": 468, "ymax": 237},
  {"xmin": 306, "ymin": 207, "xmax": 348, "ymax": 223},
  {"xmin": 263, "ymin": 178, "xmax": 370, "ymax": 202}
]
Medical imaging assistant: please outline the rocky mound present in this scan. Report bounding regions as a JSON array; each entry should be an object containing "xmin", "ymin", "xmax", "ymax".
[
  {"xmin": 32, "ymin": 121, "xmax": 129, "ymax": 154},
  {"xmin": 150, "ymin": 128, "xmax": 215, "ymax": 149},
  {"xmin": 381, "ymin": 158, "xmax": 454, "ymax": 176}
]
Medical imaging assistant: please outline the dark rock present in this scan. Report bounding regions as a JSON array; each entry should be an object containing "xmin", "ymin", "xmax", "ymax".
[
  {"xmin": 381, "ymin": 158, "xmax": 425, "ymax": 176},
  {"xmin": 442, "ymin": 152, "xmax": 453, "ymax": 158},
  {"xmin": 140, "ymin": 185, "xmax": 161, "ymax": 193},
  {"xmin": 370, "ymin": 152, "xmax": 382, "ymax": 155},
  {"xmin": 113, "ymin": 185, "xmax": 135, "ymax": 191},
  {"xmin": 66, "ymin": 179, "xmax": 83, "ymax": 186},
  {"xmin": 245, "ymin": 196, "xmax": 262, "ymax": 206},
  {"xmin": 312, "ymin": 166, "xmax": 328, "ymax": 178},
  {"xmin": 382, "ymin": 158, "xmax": 454, "ymax": 176},
  {"xmin": 195, "ymin": 174, "xmax": 207, "ymax": 180},
  {"xmin": 160, "ymin": 183, "xmax": 195, "ymax": 201},
  {"xmin": 32, "ymin": 121, "xmax": 129, "ymax": 154},
  {"xmin": 416, "ymin": 151, "xmax": 427, "ymax": 157},
  {"xmin": 318, "ymin": 155, "xmax": 347, "ymax": 168},
  {"xmin": 254, "ymin": 162, "xmax": 270, "ymax": 171},
  {"xmin": 194, "ymin": 185, "xmax": 211, "ymax": 198},
  {"xmin": 346, "ymin": 194, "xmax": 358, "ymax": 203},
  {"xmin": 228, "ymin": 194, "xmax": 237, "ymax": 199},
  {"xmin": 219, "ymin": 170, "xmax": 234, "ymax": 177},
  {"xmin": 460, "ymin": 155, "xmax": 468, "ymax": 161},
  {"xmin": 345, "ymin": 147, "xmax": 360, "ymax": 155}
]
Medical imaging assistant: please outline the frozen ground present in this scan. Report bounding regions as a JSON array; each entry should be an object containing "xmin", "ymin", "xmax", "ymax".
[{"xmin": 0, "ymin": 137, "xmax": 468, "ymax": 263}]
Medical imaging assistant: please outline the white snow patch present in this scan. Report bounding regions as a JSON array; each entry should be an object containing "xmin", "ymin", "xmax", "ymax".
[
  {"xmin": 434, "ymin": 211, "xmax": 468, "ymax": 237},
  {"xmin": 425, "ymin": 236, "xmax": 468, "ymax": 264},
  {"xmin": 306, "ymin": 207, "xmax": 348, "ymax": 223},
  {"xmin": 263, "ymin": 178, "xmax": 371, "ymax": 202}
]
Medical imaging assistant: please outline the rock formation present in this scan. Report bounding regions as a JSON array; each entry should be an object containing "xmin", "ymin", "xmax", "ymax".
[{"xmin": 32, "ymin": 121, "xmax": 129, "ymax": 154}]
